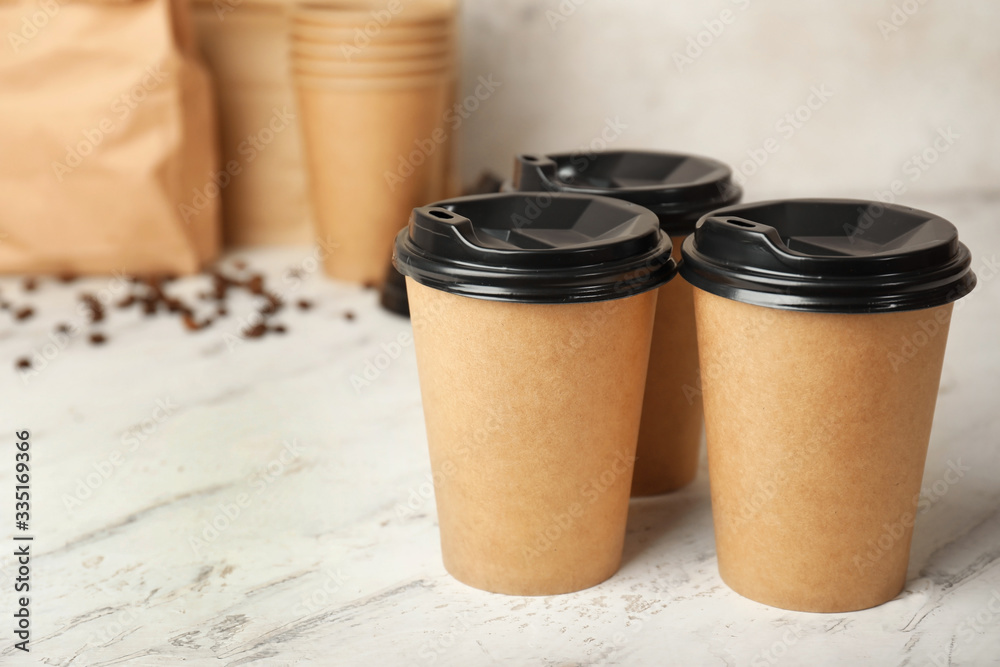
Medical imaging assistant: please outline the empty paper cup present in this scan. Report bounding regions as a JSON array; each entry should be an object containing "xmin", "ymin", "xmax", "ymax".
[
  {"xmin": 289, "ymin": 21, "xmax": 454, "ymax": 45},
  {"xmin": 292, "ymin": 1, "xmax": 453, "ymax": 27},
  {"xmin": 394, "ymin": 192, "xmax": 677, "ymax": 595},
  {"xmin": 291, "ymin": 55, "xmax": 450, "ymax": 77},
  {"xmin": 513, "ymin": 150, "xmax": 741, "ymax": 496},
  {"xmin": 291, "ymin": 39, "xmax": 451, "ymax": 62},
  {"xmin": 294, "ymin": 71, "xmax": 452, "ymax": 282},
  {"xmin": 681, "ymin": 199, "xmax": 976, "ymax": 612}
]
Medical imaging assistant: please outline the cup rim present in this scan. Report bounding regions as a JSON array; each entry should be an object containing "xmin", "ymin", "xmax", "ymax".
[
  {"xmin": 293, "ymin": 70, "xmax": 452, "ymax": 90},
  {"xmin": 290, "ymin": 58, "xmax": 452, "ymax": 75},
  {"xmin": 289, "ymin": 23, "xmax": 454, "ymax": 44},
  {"xmin": 291, "ymin": 2, "xmax": 455, "ymax": 26},
  {"xmin": 289, "ymin": 41, "xmax": 452, "ymax": 59}
]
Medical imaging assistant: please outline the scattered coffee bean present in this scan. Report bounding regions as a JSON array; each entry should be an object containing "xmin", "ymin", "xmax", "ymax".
[
  {"xmin": 80, "ymin": 293, "xmax": 105, "ymax": 323},
  {"xmin": 181, "ymin": 313, "xmax": 201, "ymax": 331},
  {"xmin": 10, "ymin": 259, "xmax": 339, "ymax": 370},
  {"xmin": 343, "ymin": 310, "xmax": 355, "ymax": 321},
  {"xmin": 246, "ymin": 274, "xmax": 265, "ymax": 295},
  {"xmin": 259, "ymin": 293, "xmax": 283, "ymax": 316},
  {"xmin": 243, "ymin": 323, "xmax": 267, "ymax": 339},
  {"xmin": 362, "ymin": 281, "xmax": 377, "ymax": 290}
]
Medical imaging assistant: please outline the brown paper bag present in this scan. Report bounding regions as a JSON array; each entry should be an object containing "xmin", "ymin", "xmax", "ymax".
[{"xmin": 0, "ymin": 0, "xmax": 220, "ymax": 275}]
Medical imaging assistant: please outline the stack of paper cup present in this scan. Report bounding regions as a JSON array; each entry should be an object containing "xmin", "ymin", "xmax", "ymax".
[{"xmin": 290, "ymin": 1, "xmax": 458, "ymax": 284}]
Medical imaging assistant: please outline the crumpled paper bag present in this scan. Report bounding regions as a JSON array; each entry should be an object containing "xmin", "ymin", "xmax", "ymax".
[{"xmin": 0, "ymin": 0, "xmax": 220, "ymax": 275}]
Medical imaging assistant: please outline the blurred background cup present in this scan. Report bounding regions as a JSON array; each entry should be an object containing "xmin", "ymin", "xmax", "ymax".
[
  {"xmin": 291, "ymin": 40, "xmax": 451, "ymax": 61},
  {"xmin": 680, "ymin": 199, "xmax": 976, "ymax": 612},
  {"xmin": 512, "ymin": 150, "xmax": 741, "ymax": 496},
  {"xmin": 290, "ymin": 21, "xmax": 454, "ymax": 44},
  {"xmin": 292, "ymin": 55, "xmax": 451, "ymax": 76},
  {"xmin": 394, "ymin": 192, "xmax": 677, "ymax": 595},
  {"xmin": 290, "ymin": 0, "xmax": 458, "ymax": 284}
]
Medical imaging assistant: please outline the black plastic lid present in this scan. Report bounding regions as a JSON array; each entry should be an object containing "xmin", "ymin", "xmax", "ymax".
[
  {"xmin": 379, "ymin": 260, "xmax": 410, "ymax": 317},
  {"xmin": 511, "ymin": 150, "xmax": 742, "ymax": 235},
  {"xmin": 680, "ymin": 199, "xmax": 977, "ymax": 313},
  {"xmin": 393, "ymin": 192, "xmax": 677, "ymax": 304}
]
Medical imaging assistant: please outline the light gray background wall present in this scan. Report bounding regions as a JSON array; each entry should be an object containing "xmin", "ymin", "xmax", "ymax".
[{"xmin": 456, "ymin": 1, "xmax": 1000, "ymax": 201}]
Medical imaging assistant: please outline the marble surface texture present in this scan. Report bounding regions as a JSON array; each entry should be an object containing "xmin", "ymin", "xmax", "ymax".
[{"xmin": 1, "ymin": 194, "xmax": 998, "ymax": 666}]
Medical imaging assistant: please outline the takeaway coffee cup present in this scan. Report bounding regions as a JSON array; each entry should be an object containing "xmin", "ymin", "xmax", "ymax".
[
  {"xmin": 512, "ymin": 150, "xmax": 741, "ymax": 496},
  {"xmin": 394, "ymin": 192, "xmax": 676, "ymax": 595},
  {"xmin": 681, "ymin": 199, "xmax": 976, "ymax": 612}
]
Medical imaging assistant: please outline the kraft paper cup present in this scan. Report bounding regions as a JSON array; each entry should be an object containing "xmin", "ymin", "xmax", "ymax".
[
  {"xmin": 290, "ymin": 39, "xmax": 451, "ymax": 62},
  {"xmin": 295, "ymin": 71, "xmax": 451, "ymax": 283},
  {"xmin": 631, "ymin": 238, "xmax": 703, "ymax": 494},
  {"xmin": 290, "ymin": 55, "xmax": 450, "ymax": 77},
  {"xmin": 681, "ymin": 199, "xmax": 977, "ymax": 612},
  {"xmin": 511, "ymin": 151, "xmax": 742, "ymax": 495},
  {"xmin": 394, "ymin": 193, "xmax": 677, "ymax": 595},
  {"xmin": 292, "ymin": 1, "xmax": 453, "ymax": 28},
  {"xmin": 290, "ymin": 21, "xmax": 453, "ymax": 45}
]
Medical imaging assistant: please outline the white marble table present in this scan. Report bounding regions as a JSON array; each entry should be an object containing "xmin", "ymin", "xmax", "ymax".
[{"xmin": 2, "ymin": 194, "xmax": 999, "ymax": 666}]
